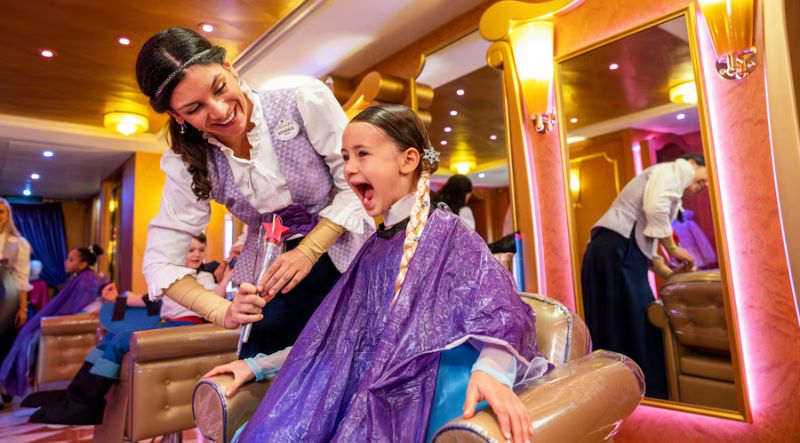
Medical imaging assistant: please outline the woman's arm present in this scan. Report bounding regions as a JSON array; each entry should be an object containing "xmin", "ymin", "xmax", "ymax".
[{"xmin": 13, "ymin": 237, "xmax": 32, "ymax": 327}]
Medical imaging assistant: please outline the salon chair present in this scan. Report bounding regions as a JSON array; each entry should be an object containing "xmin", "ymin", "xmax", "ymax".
[
  {"xmin": 35, "ymin": 313, "xmax": 100, "ymax": 392},
  {"xmin": 647, "ymin": 270, "xmax": 737, "ymax": 410},
  {"xmin": 92, "ymin": 323, "xmax": 239, "ymax": 442},
  {"xmin": 193, "ymin": 293, "xmax": 645, "ymax": 442}
]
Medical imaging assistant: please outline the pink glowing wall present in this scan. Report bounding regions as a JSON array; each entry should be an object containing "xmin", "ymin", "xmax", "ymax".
[{"xmin": 533, "ymin": 0, "xmax": 800, "ymax": 441}]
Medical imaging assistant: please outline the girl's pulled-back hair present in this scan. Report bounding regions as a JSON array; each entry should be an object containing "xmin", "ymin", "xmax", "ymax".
[
  {"xmin": 77, "ymin": 244, "xmax": 104, "ymax": 267},
  {"xmin": 136, "ymin": 27, "xmax": 227, "ymax": 200},
  {"xmin": 432, "ymin": 174, "xmax": 473, "ymax": 214},
  {"xmin": 351, "ymin": 104, "xmax": 439, "ymax": 305}
]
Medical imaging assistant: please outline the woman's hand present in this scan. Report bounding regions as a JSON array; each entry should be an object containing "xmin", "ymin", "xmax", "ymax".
[
  {"xmin": 222, "ymin": 283, "xmax": 266, "ymax": 329},
  {"xmin": 669, "ymin": 246, "xmax": 695, "ymax": 269},
  {"xmin": 463, "ymin": 371, "xmax": 532, "ymax": 443},
  {"xmin": 258, "ymin": 249, "xmax": 313, "ymax": 297},
  {"xmin": 14, "ymin": 309, "xmax": 27, "ymax": 328},
  {"xmin": 202, "ymin": 360, "xmax": 256, "ymax": 397}
]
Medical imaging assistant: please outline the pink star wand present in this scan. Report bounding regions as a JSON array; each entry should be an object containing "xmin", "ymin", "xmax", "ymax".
[{"xmin": 237, "ymin": 214, "xmax": 290, "ymax": 356}]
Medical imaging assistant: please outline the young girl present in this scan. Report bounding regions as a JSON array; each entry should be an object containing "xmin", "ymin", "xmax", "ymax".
[
  {"xmin": 26, "ymin": 235, "xmax": 222, "ymax": 425},
  {"xmin": 1, "ymin": 245, "xmax": 104, "ymax": 399},
  {"xmin": 206, "ymin": 105, "xmax": 548, "ymax": 443}
]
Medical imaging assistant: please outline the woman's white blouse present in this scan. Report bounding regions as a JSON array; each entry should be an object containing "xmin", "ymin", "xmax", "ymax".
[
  {"xmin": 144, "ymin": 78, "xmax": 368, "ymax": 299},
  {"xmin": 0, "ymin": 231, "xmax": 32, "ymax": 292}
]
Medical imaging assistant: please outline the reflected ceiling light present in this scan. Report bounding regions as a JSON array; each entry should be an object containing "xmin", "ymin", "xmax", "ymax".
[
  {"xmin": 42, "ymin": 150, "xmax": 54, "ymax": 158},
  {"xmin": 569, "ymin": 117, "xmax": 578, "ymax": 123},
  {"xmin": 39, "ymin": 49, "xmax": 55, "ymax": 58},
  {"xmin": 489, "ymin": 134, "xmax": 498, "ymax": 141},
  {"xmin": 456, "ymin": 89, "xmax": 465, "ymax": 96},
  {"xmin": 567, "ymin": 136, "xmax": 586, "ymax": 144},
  {"xmin": 117, "ymin": 36, "xmax": 131, "ymax": 46},
  {"xmin": 676, "ymin": 113, "xmax": 686, "ymax": 120},
  {"xmin": 30, "ymin": 173, "xmax": 40, "ymax": 180},
  {"xmin": 440, "ymin": 140, "xmax": 448, "ymax": 146},
  {"xmin": 444, "ymin": 127, "xmax": 452, "ymax": 133},
  {"xmin": 669, "ymin": 81, "xmax": 698, "ymax": 104},
  {"xmin": 478, "ymin": 173, "xmax": 486, "ymax": 178},
  {"xmin": 608, "ymin": 63, "xmax": 619, "ymax": 70},
  {"xmin": 451, "ymin": 161, "xmax": 476, "ymax": 175},
  {"xmin": 22, "ymin": 189, "xmax": 31, "ymax": 197},
  {"xmin": 200, "ymin": 23, "xmax": 215, "ymax": 33},
  {"xmin": 104, "ymin": 112, "xmax": 149, "ymax": 136},
  {"xmin": 698, "ymin": 0, "xmax": 757, "ymax": 79},
  {"xmin": 449, "ymin": 110, "xmax": 458, "ymax": 116}
]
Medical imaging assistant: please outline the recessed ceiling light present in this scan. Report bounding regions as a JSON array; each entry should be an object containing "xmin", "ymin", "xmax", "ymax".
[
  {"xmin": 478, "ymin": 173, "xmax": 486, "ymax": 178},
  {"xmin": 43, "ymin": 150, "xmax": 54, "ymax": 158},
  {"xmin": 489, "ymin": 134, "xmax": 497, "ymax": 141},
  {"xmin": 200, "ymin": 23, "xmax": 215, "ymax": 33},
  {"xmin": 22, "ymin": 189, "xmax": 31, "ymax": 196},
  {"xmin": 444, "ymin": 127, "xmax": 452, "ymax": 133},
  {"xmin": 117, "ymin": 36, "xmax": 131, "ymax": 46},
  {"xmin": 40, "ymin": 49, "xmax": 56, "ymax": 58},
  {"xmin": 609, "ymin": 63, "xmax": 619, "ymax": 70},
  {"xmin": 440, "ymin": 140, "xmax": 448, "ymax": 146},
  {"xmin": 570, "ymin": 117, "xmax": 578, "ymax": 123},
  {"xmin": 676, "ymin": 113, "xmax": 686, "ymax": 120},
  {"xmin": 449, "ymin": 110, "xmax": 458, "ymax": 116},
  {"xmin": 30, "ymin": 173, "xmax": 40, "ymax": 180},
  {"xmin": 456, "ymin": 89, "xmax": 465, "ymax": 96}
]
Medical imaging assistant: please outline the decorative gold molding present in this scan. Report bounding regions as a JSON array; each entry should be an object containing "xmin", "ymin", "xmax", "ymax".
[
  {"xmin": 569, "ymin": 151, "xmax": 621, "ymax": 194},
  {"xmin": 339, "ymin": 71, "xmax": 434, "ymax": 122}
]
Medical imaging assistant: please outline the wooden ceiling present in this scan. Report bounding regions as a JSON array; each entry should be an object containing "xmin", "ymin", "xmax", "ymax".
[
  {"xmin": 559, "ymin": 17, "xmax": 694, "ymax": 131},
  {"xmin": 427, "ymin": 65, "xmax": 507, "ymax": 172},
  {"xmin": 0, "ymin": 0, "xmax": 303, "ymax": 133}
]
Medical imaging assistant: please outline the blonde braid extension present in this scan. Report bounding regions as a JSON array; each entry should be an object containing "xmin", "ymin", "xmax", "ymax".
[{"xmin": 390, "ymin": 142, "xmax": 439, "ymax": 307}]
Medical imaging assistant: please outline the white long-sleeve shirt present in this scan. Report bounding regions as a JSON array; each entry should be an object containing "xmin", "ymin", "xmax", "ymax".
[
  {"xmin": 593, "ymin": 159, "xmax": 695, "ymax": 258},
  {"xmin": 143, "ymin": 78, "xmax": 370, "ymax": 299},
  {"xmin": 0, "ymin": 231, "xmax": 32, "ymax": 292}
]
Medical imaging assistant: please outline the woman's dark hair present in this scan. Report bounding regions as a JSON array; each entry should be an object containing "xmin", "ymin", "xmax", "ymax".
[
  {"xmin": 136, "ymin": 27, "xmax": 227, "ymax": 200},
  {"xmin": 193, "ymin": 233, "xmax": 207, "ymax": 244},
  {"xmin": 433, "ymin": 174, "xmax": 473, "ymax": 213},
  {"xmin": 77, "ymin": 244, "xmax": 104, "ymax": 266},
  {"xmin": 680, "ymin": 153, "xmax": 705, "ymax": 166},
  {"xmin": 351, "ymin": 104, "xmax": 434, "ymax": 175}
]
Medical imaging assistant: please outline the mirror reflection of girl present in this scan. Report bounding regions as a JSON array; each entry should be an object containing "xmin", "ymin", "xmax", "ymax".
[
  {"xmin": 207, "ymin": 105, "xmax": 548, "ymax": 443},
  {"xmin": 0, "ymin": 245, "xmax": 104, "ymax": 400},
  {"xmin": 26, "ymin": 235, "xmax": 225, "ymax": 425}
]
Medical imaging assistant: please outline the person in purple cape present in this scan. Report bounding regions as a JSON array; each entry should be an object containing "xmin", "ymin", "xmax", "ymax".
[
  {"xmin": 1, "ymin": 245, "xmax": 104, "ymax": 399},
  {"xmin": 205, "ymin": 105, "xmax": 549, "ymax": 443}
]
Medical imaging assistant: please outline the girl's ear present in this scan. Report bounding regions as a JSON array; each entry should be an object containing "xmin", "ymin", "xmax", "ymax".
[{"xmin": 399, "ymin": 147, "xmax": 421, "ymax": 175}]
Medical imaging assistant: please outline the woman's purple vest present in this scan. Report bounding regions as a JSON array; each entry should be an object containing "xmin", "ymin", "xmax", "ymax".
[{"xmin": 205, "ymin": 88, "xmax": 365, "ymax": 285}]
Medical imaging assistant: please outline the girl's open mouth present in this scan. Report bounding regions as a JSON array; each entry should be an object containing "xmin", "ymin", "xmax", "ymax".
[{"xmin": 353, "ymin": 182, "xmax": 375, "ymax": 205}]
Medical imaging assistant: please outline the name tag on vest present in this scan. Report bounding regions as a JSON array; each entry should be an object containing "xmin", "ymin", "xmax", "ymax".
[{"xmin": 274, "ymin": 118, "xmax": 300, "ymax": 141}]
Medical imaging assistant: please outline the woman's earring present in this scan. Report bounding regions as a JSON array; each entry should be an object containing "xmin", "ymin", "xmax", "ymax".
[{"xmin": 180, "ymin": 123, "xmax": 186, "ymax": 134}]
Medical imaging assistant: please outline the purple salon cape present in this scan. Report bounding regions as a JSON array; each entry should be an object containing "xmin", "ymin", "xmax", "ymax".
[
  {"xmin": 0, "ymin": 269, "xmax": 101, "ymax": 396},
  {"xmin": 237, "ymin": 210, "xmax": 542, "ymax": 442}
]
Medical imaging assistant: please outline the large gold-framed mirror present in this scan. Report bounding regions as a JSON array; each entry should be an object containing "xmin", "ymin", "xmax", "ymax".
[
  {"xmin": 555, "ymin": 9, "xmax": 748, "ymax": 420},
  {"xmin": 417, "ymin": 29, "xmax": 522, "ymax": 283}
]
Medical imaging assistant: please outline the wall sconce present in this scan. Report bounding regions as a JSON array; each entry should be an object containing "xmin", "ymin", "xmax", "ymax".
[
  {"xmin": 668, "ymin": 81, "xmax": 698, "ymax": 104},
  {"xmin": 697, "ymin": 0, "xmax": 757, "ymax": 80},
  {"xmin": 570, "ymin": 168, "xmax": 581, "ymax": 208},
  {"xmin": 104, "ymin": 112, "xmax": 148, "ymax": 136},
  {"xmin": 510, "ymin": 21, "xmax": 556, "ymax": 133}
]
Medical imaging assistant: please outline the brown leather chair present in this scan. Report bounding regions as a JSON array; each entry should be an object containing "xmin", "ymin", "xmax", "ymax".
[
  {"xmin": 92, "ymin": 323, "xmax": 239, "ymax": 442},
  {"xmin": 35, "ymin": 313, "xmax": 100, "ymax": 392},
  {"xmin": 648, "ymin": 270, "xmax": 737, "ymax": 410},
  {"xmin": 193, "ymin": 293, "xmax": 645, "ymax": 443}
]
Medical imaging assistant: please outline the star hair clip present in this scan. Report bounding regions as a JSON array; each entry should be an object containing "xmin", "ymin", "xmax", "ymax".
[{"xmin": 422, "ymin": 146, "xmax": 440, "ymax": 165}]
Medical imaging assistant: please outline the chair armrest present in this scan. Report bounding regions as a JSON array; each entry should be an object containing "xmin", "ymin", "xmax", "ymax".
[
  {"xmin": 193, "ymin": 374, "xmax": 272, "ymax": 443},
  {"xmin": 40, "ymin": 313, "xmax": 99, "ymax": 335},
  {"xmin": 433, "ymin": 350, "xmax": 645, "ymax": 443},
  {"xmin": 129, "ymin": 324, "xmax": 239, "ymax": 362}
]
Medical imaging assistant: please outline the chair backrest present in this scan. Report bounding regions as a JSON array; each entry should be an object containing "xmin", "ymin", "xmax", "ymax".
[
  {"xmin": 659, "ymin": 270, "xmax": 730, "ymax": 353},
  {"xmin": 519, "ymin": 293, "xmax": 591, "ymax": 366}
]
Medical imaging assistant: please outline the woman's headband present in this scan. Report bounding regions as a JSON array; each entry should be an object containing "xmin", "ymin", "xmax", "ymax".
[{"xmin": 154, "ymin": 49, "xmax": 212, "ymax": 99}]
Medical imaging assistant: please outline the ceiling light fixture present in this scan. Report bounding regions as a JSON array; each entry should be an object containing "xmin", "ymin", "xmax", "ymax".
[
  {"xmin": 449, "ymin": 110, "xmax": 458, "ymax": 116},
  {"xmin": 478, "ymin": 173, "xmax": 486, "ymax": 178},
  {"xmin": 104, "ymin": 112, "xmax": 149, "ymax": 136},
  {"xmin": 451, "ymin": 161, "xmax": 476, "ymax": 175},
  {"xmin": 456, "ymin": 89, "xmax": 465, "ymax": 96},
  {"xmin": 444, "ymin": 127, "xmax": 452, "ymax": 133},
  {"xmin": 117, "ymin": 36, "xmax": 131, "ymax": 46},
  {"xmin": 676, "ymin": 113, "xmax": 686, "ymax": 120},
  {"xmin": 440, "ymin": 140, "xmax": 448, "ymax": 146},
  {"xmin": 489, "ymin": 134, "xmax": 497, "ymax": 140},
  {"xmin": 39, "ymin": 49, "xmax": 56, "ymax": 58},
  {"xmin": 200, "ymin": 23, "xmax": 215, "ymax": 33},
  {"xmin": 609, "ymin": 63, "xmax": 619, "ymax": 70},
  {"xmin": 31, "ymin": 173, "xmax": 40, "ymax": 180},
  {"xmin": 43, "ymin": 150, "xmax": 54, "ymax": 158},
  {"xmin": 570, "ymin": 117, "xmax": 578, "ymax": 123},
  {"xmin": 668, "ymin": 81, "xmax": 698, "ymax": 104}
]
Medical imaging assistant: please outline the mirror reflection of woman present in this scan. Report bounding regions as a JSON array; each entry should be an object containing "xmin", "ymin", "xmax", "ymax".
[
  {"xmin": 432, "ymin": 174, "xmax": 475, "ymax": 229},
  {"xmin": 0, "ymin": 199, "xmax": 32, "ymax": 364}
]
